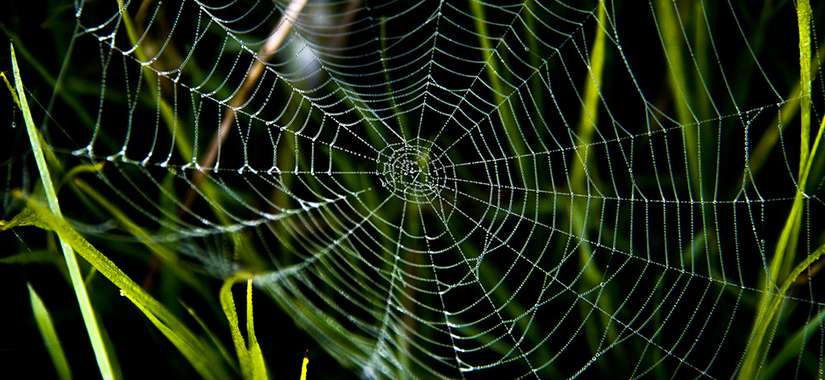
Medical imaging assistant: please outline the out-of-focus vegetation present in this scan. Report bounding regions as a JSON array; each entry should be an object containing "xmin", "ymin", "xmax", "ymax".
[{"xmin": 2, "ymin": 0, "xmax": 825, "ymax": 379}]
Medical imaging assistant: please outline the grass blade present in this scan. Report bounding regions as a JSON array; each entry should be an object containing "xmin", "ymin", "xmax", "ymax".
[
  {"xmin": 10, "ymin": 43, "xmax": 117, "ymax": 380},
  {"xmin": 1, "ymin": 196, "xmax": 231, "ymax": 380},
  {"xmin": 761, "ymin": 307, "xmax": 825, "ymax": 378},
  {"xmin": 221, "ymin": 273, "xmax": 269, "ymax": 380},
  {"xmin": 180, "ymin": 301, "xmax": 237, "ymax": 369},
  {"xmin": 740, "ymin": 3, "xmax": 825, "ymax": 377},
  {"xmin": 798, "ymin": 0, "xmax": 812, "ymax": 178},
  {"xmin": 300, "ymin": 352, "xmax": 309, "ymax": 380},
  {"xmin": 568, "ymin": 0, "xmax": 621, "ymax": 363},
  {"xmin": 469, "ymin": 0, "xmax": 527, "ymax": 163},
  {"xmin": 28, "ymin": 284, "xmax": 72, "ymax": 380},
  {"xmin": 740, "ymin": 242, "xmax": 825, "ymax": 379}
]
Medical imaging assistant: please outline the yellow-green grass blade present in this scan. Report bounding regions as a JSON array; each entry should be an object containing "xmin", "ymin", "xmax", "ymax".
[
  {"xmin": 739, "ymin": 241, "xmax": 825, "ymax": 379},
  {"xmin": 797, "ymin": 0, "xmax": 812, "ymax": 179},
  {"xmin": 28, "ymin": 284, "xmax": 72, "ymax": 380},
  {"xmin": 113, "ymin": 0, "xmax": 267, "ymax": 269},
  {"xmin": 761, "ymin": 307, "xmax": 825, "ymax": 379},
  {"xmin": 113, "ymin": 0, "xmax": 192, "ymax": 160},
  {"xmin": 221, "ymin": 273, "xmax": 269, "ymax": 380},
  {"xmin": 246, "ymin": 279, "xmax": 267, "ymax": 379},
  {"xmin": 741, "ymin": 2, "xmax": 825, "ymax": 377},
  {"xmin": 769, "ymin": 0, "xmax": 813, "ymax": 282},
  {"xmin": 655, "ymin": 0, "xmax": 701, "ymax": 196},
  {"xmin": 11, "ymin": 43, "xmax": 118, "ymax": 380},
  {"xmin": 570, "ymin": 0, "xmax": 608, "ymax": 189},
  {"xmin": 1, "ymin": 249, "xmax": 58, "ymax": 265},
  {"xmin": 568, "ymin": 0, "xmax": 620, "ymax": 362},
  {"xmin": 72, "ymin": 178, "xmax": 211, "ymax": 300},
  {"xmin": 469, "ymin": 0, "xmax": 527, "ymax": 164},
  {"xmin": 1, "ymin": 196, "xmax": 232, "ymax": 380},
  {"xmin": 1, "ymin": 24, "xmax": 95, "ymax": 129},
  {"xmin": 767, "ymin": 0, "xmax": 817, "ymax": 285},
  {"xmin": 299, "ymin": 352, "xmax": 309, "ymax": 380},
  {"xmin": 1, "ymin": 71, "xmax": 20, "ymax": 106},
  {"xmin": 180, "ymin": 301, "xmax": 237, "ymax": 369}
]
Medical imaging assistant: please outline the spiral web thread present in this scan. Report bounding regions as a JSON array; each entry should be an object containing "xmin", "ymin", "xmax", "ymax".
[{"xmin": 49, "ymin": 0, "xmax": 825, "ymax": 378}]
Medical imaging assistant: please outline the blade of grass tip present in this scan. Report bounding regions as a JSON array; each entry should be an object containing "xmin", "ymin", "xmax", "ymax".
[
  {"xmin": 299, "ymin": 351, "xmax": 309, "ymax": 380},
  {"xmin": 28, "ymin": 284, "xmax": 73, "ymax": 380},
  {"xmin": 1, "ymin": 195, "xmax": 231, "ymax": 380},
  {"xmin": 1, "ymin": 72, "xmax": 20, "ymax": 106},
  {"xmin": 1, "ymin": 24, "xmax": 95, "ymax": 129},
  {"xmin": 221, "ymin": 273, "xmax": 268, "ymax": 380},
  {"xmin": 10, "ymin": 44, "xmax": 117, "ymax": 380},
  {"xmin": 219, "ymin": 276, "xmax": 252, "ymax": 379}
]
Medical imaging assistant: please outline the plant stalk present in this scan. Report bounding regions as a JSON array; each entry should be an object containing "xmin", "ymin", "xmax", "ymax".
[{"xmin": 11, "ymin": 44, "xmax": 117, "ymax": 380}]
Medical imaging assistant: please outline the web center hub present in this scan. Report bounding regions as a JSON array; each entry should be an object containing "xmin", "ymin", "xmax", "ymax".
[{"xmin": 377, "ymin": 138, "xmax": 449, "ymax": 204}]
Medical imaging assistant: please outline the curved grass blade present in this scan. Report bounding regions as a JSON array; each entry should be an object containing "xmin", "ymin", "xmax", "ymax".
[
  {"xmin": 28, "ymin": 284, "xmax": 72, "ymax": 380},
  {"xmin": 221, "ymin": 273, "xmax": 268, "ymax": 380},
  {"xmin": 10, "ymin": 43, "xmax": 117, "ymax": 380},
  {"xmin": 740, "ymin": 2, "xmax": 825, "ymax": 377},
  {"xmin": 1, "ymin": 196, "xmax": 232, "ymax": 380}
]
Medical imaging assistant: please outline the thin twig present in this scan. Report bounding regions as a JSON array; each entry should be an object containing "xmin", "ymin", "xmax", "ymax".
[{"xmin": 185, "ymin": 0, "xmax": 308, "ymax": 207}]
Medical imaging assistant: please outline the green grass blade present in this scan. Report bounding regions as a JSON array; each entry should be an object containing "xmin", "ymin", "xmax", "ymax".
[
  {"xmin": 222, "ymin": 274, "xmax": 252, "ymax": 379},
  {"xmin": 246, "ymin": 279, "xmax": 267, "ymax": 379},
  {"xmin": 180, "ymin": 301, "xmax": 237, "ymax": 369},
  {"xmin": 568, "ymin": 0, "xmax": 620, "ymax": 362},
  {"xmin": 655, "ymin": 0, "xmax": 701, "ymax": 196},
  {"xmin": 761, "ymin": 307, "xmax": 825, "ymax": 379},
  {"xmin": 10, "ymin": 43, "xmax": 118, "ymax": 380},
  {"xmin": 1, "ymin": 24, "xmax": 94, "ymax": 129},
  {"xmin": 469, "ymin": 0, "xmax": 527, "ymax": 163},
  {"xmin": 797, "ymin": 0, "xmax": 812, "ymax": 179},
  {"xmin": 570, "ymin": 0, "xmax": 608, "ymax": 187},
  {"xmin": 1, "ymin": 249, "xmax": 58, "ymax": 265},
  {"xmin": 1, "ymin": 72, "xmax": 20, "ymax": 106},
  {"xmin": 221, "ymin": 273, "xmax": 269, "ymax": 380},
  {"xmin": 1, "ymin": 196, "xmax": 231, "ymax": 380},
  {"xmin": 739, "ymin": 241, "xmax": 825, "ymax": 379},
  {"xmin": 740, "ymin": 3, "xmax": 825, "ymax": 377},
  {"xmin": 28, "ymin": 284, "xmax": 72, "ymax": 380},
  {"xmin": 748, "ymin": 41, "xmax": 825, "ymax": 177},
  {"xmin": 299, "ymin": 352, "xmax": 309, "ymax": 380},
  {"xmin": 72, "ymin": 178, "xmax": 210, "ymax": 300}
]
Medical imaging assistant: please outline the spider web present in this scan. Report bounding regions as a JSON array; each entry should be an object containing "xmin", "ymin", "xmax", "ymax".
[{"xmin": 35, "ymin": 0, "xmax": 825, "ymax": 377}]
